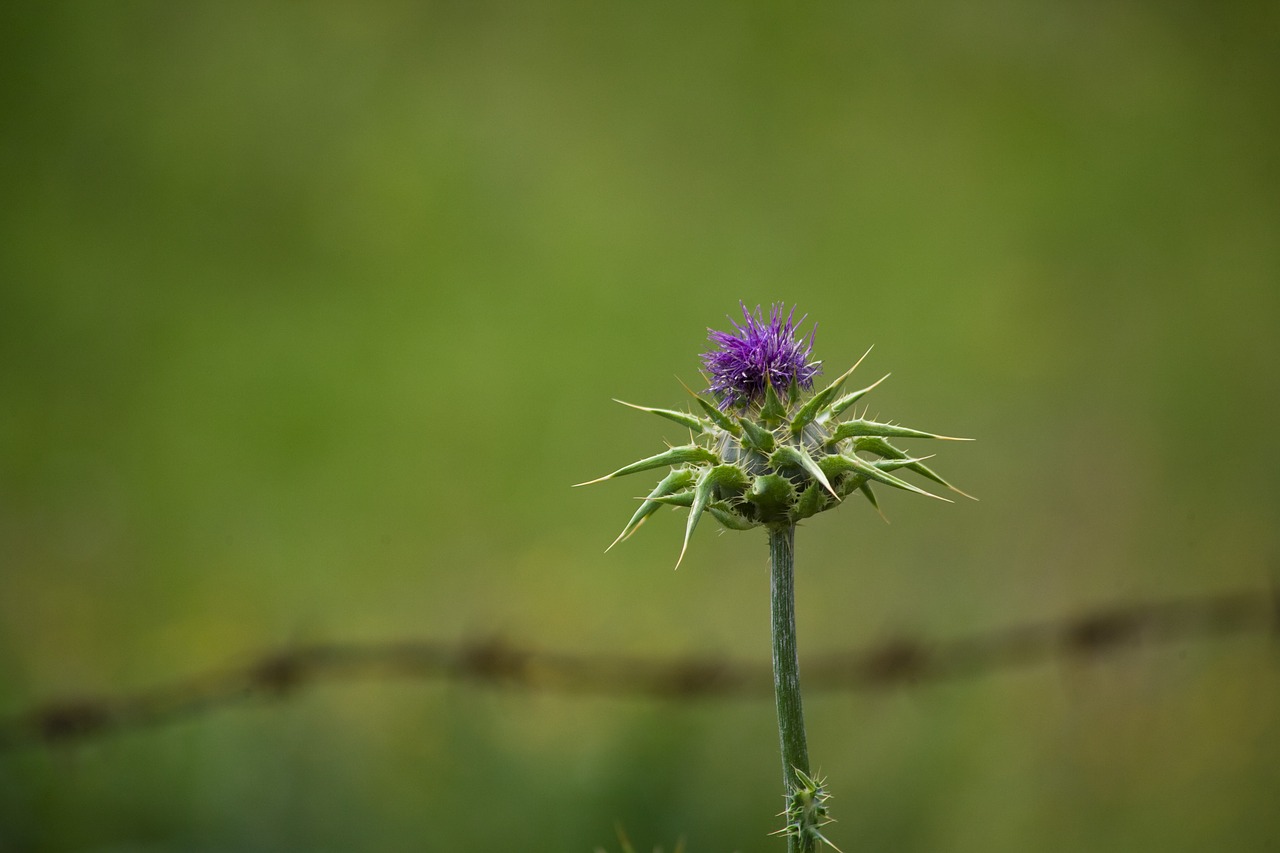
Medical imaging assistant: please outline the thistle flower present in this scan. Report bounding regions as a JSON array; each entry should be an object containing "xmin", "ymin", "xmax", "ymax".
[
  {"xmin": 577, "ymin": 302, "xmax": 972, "ymax": 568},
  {"xmin": 702, "ymin": 303, "xmax": 822, "ymax": 410},
  {"xmin": 577, "ymin": 303, "xmax": 973, "ymax": 852}
]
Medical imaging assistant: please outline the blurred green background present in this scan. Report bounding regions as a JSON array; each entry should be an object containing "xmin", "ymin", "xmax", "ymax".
[{"xmin": 2, "ymin": 3, "xmax": 1278, "ymax": 851}]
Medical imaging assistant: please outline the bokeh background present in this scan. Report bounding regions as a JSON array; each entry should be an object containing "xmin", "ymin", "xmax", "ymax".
[{"xmin": 2, "ymin": 3, "xmax": 1278, "ymax": 851}]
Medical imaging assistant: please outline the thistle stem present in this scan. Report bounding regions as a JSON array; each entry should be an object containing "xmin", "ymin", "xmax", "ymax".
[{"xmin": 769, "ymin": 523, "xmax": 815, "ymax": 853}]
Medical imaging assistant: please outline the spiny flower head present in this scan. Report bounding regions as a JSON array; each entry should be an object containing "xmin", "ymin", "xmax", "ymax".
[
  {"xmin": 702, "ymin": 303, "xmax": 822, "ymax": 410},
  {"xmin": 577, "ymin": 304, "xmax": 973, "ymax": 567}
]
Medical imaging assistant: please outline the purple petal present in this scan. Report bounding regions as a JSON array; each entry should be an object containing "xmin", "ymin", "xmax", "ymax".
[{"xmin": 701, "ymin": 303, "xmax": 822, "ymax": 409}]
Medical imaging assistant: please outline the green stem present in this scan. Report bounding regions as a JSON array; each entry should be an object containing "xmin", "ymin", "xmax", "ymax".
[{"xmin": 769, "ymin": 523, "xmax": 814, "ymax": 853}]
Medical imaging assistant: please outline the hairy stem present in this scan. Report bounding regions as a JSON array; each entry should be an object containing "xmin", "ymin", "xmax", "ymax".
[{"xmin": 770, "ymin": 523, "xmax": 814, "ymax": 852}]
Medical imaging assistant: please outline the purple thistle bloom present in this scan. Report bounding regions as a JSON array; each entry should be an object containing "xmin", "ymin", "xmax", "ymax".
[{"xmin": 702, "ymin": 303, "xmax": 822, "ymax": 409}]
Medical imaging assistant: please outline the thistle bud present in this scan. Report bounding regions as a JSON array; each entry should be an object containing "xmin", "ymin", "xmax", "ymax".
[
  {"xmin": 577, "ymin": 303, "xmax": 972, "ymax": 567},
  {"xmin": 772, "ymin": 768, "xmax": 840, "ymax": 852}
]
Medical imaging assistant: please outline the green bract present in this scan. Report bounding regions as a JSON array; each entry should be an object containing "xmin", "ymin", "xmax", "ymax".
[{"xmin": 577, "ymin": 348, "xmax": 973, "ymax": 568}]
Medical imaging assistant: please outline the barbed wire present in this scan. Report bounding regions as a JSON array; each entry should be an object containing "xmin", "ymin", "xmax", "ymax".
[{"xmin": 1, "ymin": 587, "xmax": 1275, "ymax": 751}]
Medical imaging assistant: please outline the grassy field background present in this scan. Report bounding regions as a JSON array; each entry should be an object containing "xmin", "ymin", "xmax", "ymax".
[{"xmin": 2, "ymin": 4, "xmax": 1278, "ymax": 851}]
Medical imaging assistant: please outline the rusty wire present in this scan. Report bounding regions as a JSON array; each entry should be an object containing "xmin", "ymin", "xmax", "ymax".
[{"xmin": 1, "ymin": 587, "xmax": 1275, "ymax": 751}]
